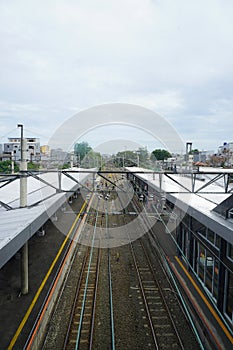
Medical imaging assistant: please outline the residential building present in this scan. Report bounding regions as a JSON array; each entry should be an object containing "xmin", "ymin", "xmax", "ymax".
[{"xmin": 4, "ymin": 138, "xmax": 41, "ymax": 162}]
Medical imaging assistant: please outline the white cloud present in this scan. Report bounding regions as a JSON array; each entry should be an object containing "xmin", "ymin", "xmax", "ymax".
[{"xmin": 0, "ymin": 0, "xmax": 233, "ymax": 151}]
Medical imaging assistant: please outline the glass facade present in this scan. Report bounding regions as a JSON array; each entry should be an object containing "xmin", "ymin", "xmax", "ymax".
[
  {"xmin": 189, "ymin": 239, "xmax": 220, "ymax": 302},
  {"xmin": 175, "ymin": 211, "xmax": 233, "ymax": 326}
]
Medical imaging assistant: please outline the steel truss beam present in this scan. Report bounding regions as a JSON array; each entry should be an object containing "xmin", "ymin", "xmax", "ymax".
[
  {"xmin": 62, "ymin": 171, "xmax": 91, "ymax": 192},
  {"xmin": 0, "ymin": 169, "xmax": 233, "ymax": 194}
]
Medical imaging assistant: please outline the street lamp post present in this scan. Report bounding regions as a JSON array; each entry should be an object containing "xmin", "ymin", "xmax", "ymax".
[{"xmin": 17, "ymin": 123, "xmax": 28, "ymax": 295}]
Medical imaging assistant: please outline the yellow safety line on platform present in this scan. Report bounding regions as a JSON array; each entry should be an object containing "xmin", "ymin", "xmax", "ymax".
[
  {"xmin": 8, "ymin": 201, "xmax": 87, "ymax": 350},
  {"xmin": 175, "ymin": 256, "xmax": 233, "ymax": 344}
]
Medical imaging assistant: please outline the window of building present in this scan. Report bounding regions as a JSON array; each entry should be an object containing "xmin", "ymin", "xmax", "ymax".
[
  {"xmin": 198, "ymin": 226, "xmax": 206, "ymax": 237},
  {"xmin": 207, "ymin": 229, "xmax": 215, "ymax": 244},
  {"xmin": 227, "ymin": 244, "xmax": 233, "ymax": 261},
  {"xmin": 181, "ymin": 226, "xmax": 189, "ymax": 258},
  {"xmin": 224, "ymin": 269, "xmax": 233, "ymax": 322},
  {"xmin": 207, "ymin": 229, "xmax": 220, "ymax": 249},
  {"xmin": 196, "ymin": 242, "xmax": 219, "ymax": 301},
  {"xmin": 228, "ymin": 208, "xmax": 233, "ymax": 220},
  {"xmin": 213, "ymin": 259, "xmax": 219, "ymax": 300},
  {"xmin": 197, "ymin": 243, "xmax": 205, "ymax": 283},
  {"xmin": 215, "ymin": 234, "xmax": 220, "ymax": 249}
]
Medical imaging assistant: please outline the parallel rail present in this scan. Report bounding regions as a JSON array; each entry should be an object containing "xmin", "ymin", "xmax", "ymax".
[
  {"xmin": 63, "ymin": 192, "xmax": 116, "ymax": 350},
  {"xmin": 63, "ymin": 207, "xmax": 100, "ymax": 350},
  {"xmin": 120, "ymin": 194, "xmax": 186, "ymax": 349}
]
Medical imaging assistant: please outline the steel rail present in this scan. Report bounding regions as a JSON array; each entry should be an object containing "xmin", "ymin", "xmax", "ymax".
[
  {"xmin": 116, "ymin": 190, "xmax": 159, "ymax": 349},
  {"xmin": 133, "ymin": 197, "xmax": 206, "ymax": 350},
  {"xmin": 88, "ymin": 243, "xmax": 101, "ymax": 350},
  {"xmin": 63, "ymin": 250, "xmax": 89, "ymax": 349},
  {"xmin": 128, "ymin": 234, "xmax": 159, "ymax": 349},
  {"xmin": 130, "ymin": 197, "xmax": 185, "ymax": 349},
  {"xmin": 62, "ymin": 200, "xmax": 97, "ymax": 349},
  {"xmin": 140, "ymin": 235, "xmax": 185, "ymax": 349},
  {"xmin": 74, "ymin": 209, "xmax": 100, "ymax": 349},
  {"xmin": 124, "ymin": 189, "xmax": 200, "ymax": 349},
  {"xmin": 105, "ymin": 203, "xmax": 116, "ymax": 350}
]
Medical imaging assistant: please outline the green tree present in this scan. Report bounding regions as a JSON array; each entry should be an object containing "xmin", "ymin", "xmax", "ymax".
[
  {"xmin": 190, "ymin": 149, "xmax": 199, "ymax": 155},
  {"xmin": 27, "ymin": 162, "xmax": 40, "ymax": 170},
  {"xmin": 151, "ymin": 149, "xmax": 172, "ymax": 161},
  {"xmin": 0, "ymin": 160, "xmax": 19, "ymax": 173},
  {"xmin": 74, "ymin": 142, "xmax": 92, "ymax": 162},
  {"xmin": 82, "ymin": 150, "xmax": 102, "ymax": 168},
  {"xmin": 137, "ymin": 147, "xmax": 149, "ymax": 166},
  {"xmin": 114, "ymin": 150, "xmax": 138, "ymax": 167}
]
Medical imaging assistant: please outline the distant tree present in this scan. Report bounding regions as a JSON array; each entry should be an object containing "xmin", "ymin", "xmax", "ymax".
[
  {"xmin": 189, "ymin": 149, "xmax": 199, "ymax": 155},
  {"xmin": 137, "ymin": 147, "xmax": 149, "ymax": 166},
  {"xmin": 74, "ymin": 142, "xmax": 92, "ymax": 162},
  {"xmin": 0, "ymin": 160, "xmax": 19, "ymax": 173},
  {"xmin": 27, "ymin": 162, "xmax": 40, "ymax": 170},
  {"xmin": 115, "ymin": 150, "xmax": 137, "ymax": 167},
  {"xmin": 83, "ymin": 150, "xmax": 102, "ymax": 168},
  {"xmin": 151, "ymin": 149, "xmax": 172, "ymax": 161},
  {"xmin": 61, "ymin": 163, "xmax": 70, "ymax": 169}
]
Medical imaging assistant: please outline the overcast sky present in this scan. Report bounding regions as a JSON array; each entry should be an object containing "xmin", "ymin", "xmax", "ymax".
[{"xmin": 0, "ymin": 0, "xmax": 233, "ymax": 154}]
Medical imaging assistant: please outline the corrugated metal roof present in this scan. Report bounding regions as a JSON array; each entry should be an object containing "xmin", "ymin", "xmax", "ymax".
[{"xmin": 0, "ymin": 168, "xmax": 95, "ymax": 268}]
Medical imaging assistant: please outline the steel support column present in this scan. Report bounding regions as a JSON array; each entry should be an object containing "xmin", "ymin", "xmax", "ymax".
[
  {"xmin": 18, "ymin": 127, "xmax": 29, "ymax": 295},
  {"xmin": 21, "ymin": 241, "xmax": 28, "ymax": 295}
]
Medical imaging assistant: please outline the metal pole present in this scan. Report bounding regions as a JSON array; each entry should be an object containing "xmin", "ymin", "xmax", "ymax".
[
  {"xmin": 11, "ymin": 151, "xmax": 14, "ymax": 174},
  {"xmin": 17, "ymin": 124, "xmax": 28, "ymax": 295}
]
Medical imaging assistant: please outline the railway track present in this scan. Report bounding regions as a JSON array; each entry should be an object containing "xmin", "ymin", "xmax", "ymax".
[
  {"xmin": 62, "ymin": 193, "xmax": 116, "ymax": 350},
  {"xmin": 130, "ymin": 236, "xmax": 184, "ymax": 349},
  {"xmin": 63, "ymin": 245, "xmax": 100, "ymax": 349},
  {"xmin": 63, "ymin": 198, "xmax": 100, "ymax": 350},
  {"xmin": 115, "ymin": 189, "xmax": 186, "ymax": 349}
]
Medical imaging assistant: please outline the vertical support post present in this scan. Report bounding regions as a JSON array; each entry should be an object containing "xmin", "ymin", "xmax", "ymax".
[
  {"xmin": 18, "ymin": 126, "xmax": 29, "ymax": 295},
  {"xmin": 92, "ymin": 172, "xmax": 95, "ymax": 192},
  {"xmin": 186, "ymin": 142, "xmax": 192, "ymax": 169},
  {"xmin": 11, "ymin": 151, "xmax": 14, "ymax": 174},
  {"xmin": 20, "ymin": 138, "xmax": 27, "ymax": 207},
  {"xmin": 70, "ymin": 153, "xmax": 74, "ymax": 168},
  {"xmin": 225, "ymin": 174, "xmax": 229, "ymax": 193},
  {"xmin": 159, "ymin": 173, "xmax": 162, "ymax": 193},
  {"xmin": 191, "ymin": 173, "xmax": 195, "ymax": 192},
  {"xmin": 21, "ymin": 242, "xmax": 28, "ymax": 294},
  {"xmin": 58, "ymin": 171, "xmax": 62, "ymax": 193}
]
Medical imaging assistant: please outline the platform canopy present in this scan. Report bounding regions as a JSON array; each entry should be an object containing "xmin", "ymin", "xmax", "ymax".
[
  {"xmin": 0, "ymin": 169, "xmax": 95, "ymax": 269},
  {"xmin": 126, "ymin": 167, "xmax": 233, "ymax": 245}
]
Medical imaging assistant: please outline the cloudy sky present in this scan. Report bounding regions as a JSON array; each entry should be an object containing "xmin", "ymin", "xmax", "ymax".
[{"xmin": 0, "ymin": 0, "xmax": 233, "ymax": 153}]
